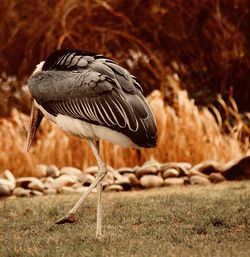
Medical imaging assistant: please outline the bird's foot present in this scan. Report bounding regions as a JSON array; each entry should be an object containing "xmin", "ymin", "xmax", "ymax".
[
  {"xmin": 95, "ymin": 233, "xmax": 104, "ymax": 241},
  {"xmin": 55, "ymin": 213, "xmax": 77, "ymax": 224}
]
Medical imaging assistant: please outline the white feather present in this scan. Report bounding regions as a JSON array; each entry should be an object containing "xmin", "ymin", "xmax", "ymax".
[
  {"xmin": 32, "ymin": 61, "xmax": 45, "ymax": 75},
  {"xmin": 34, "ymin": 100, "xmax": 136, "ymax": 147}
]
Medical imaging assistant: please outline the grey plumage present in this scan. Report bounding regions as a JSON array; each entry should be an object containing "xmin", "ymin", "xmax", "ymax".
[{"xmin": 28, "ymin": 49, "xmax": 157, "ymax": 148}]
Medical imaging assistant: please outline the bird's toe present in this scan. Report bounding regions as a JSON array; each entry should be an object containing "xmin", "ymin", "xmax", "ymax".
[
  {"xmin": 55, "ymin": 213, "xmax": 77, "ymax": 224},
  {"xmin": 95, "ymin": 234, "xmax": 104, "ymax": 241}
]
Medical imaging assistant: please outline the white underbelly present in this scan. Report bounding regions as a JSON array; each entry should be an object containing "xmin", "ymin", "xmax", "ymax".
[{"xmin": 34, "ymin": 101, "xmax": 136, "ymax": 147}]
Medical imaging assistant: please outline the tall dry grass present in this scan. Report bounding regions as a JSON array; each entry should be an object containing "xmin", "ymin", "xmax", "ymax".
[
  {"xmin": 0, "ymin": 77, "xmax": 248, "ymax": 177},
  {"xmin": 1, "ymin": 0, "xmax": 250, "ymax": 111},
  {"xmin": 0, "ymin": 1, "xmax": 249, "ymax": 177}
]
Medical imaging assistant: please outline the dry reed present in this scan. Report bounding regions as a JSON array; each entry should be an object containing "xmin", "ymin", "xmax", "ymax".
[
  {"xmin": 1, "ymin": 0, "xmax": 250, "ymax": 111},
  {"xmin": 0, "ymin": 80, "xmax": 248, "ymax": 177},
  {"xmin": 0, "ymin": 1, "xmax": 249, "ymax": 176}
]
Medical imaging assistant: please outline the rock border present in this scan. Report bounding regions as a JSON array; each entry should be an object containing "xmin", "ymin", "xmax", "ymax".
[{"xmin": 0, "ymin": 156, "xmax": 249, "ymax": 198}]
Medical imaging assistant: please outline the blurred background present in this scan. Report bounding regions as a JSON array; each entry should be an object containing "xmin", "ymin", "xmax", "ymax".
[{"xmin": 0, "ymin": 0, "xmax": 249, "ymax": 177}]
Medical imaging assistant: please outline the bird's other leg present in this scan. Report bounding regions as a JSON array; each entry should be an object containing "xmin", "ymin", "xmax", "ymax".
[
  {"xmin": 96, "ymin": 140, "xmax": 103, "ymax": 240},
  {"xmin": 55, "ymin": 139, "xmax": 107, "ymax": 229}
]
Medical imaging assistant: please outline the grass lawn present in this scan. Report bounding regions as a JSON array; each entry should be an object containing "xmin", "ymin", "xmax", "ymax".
[{"xmin": 0, "ymin": 181, "xmax": 249, "ymax": 257}]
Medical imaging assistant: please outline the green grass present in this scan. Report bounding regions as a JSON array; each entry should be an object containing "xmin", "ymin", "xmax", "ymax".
[{"xmin": 0, "ymin": 182, "xmax": 250, "ymax": 257}]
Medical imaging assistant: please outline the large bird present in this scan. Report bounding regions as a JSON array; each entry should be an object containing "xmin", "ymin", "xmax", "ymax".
[{"xmin": 26, "ymin": 48, "xmax": 157, "ymax": 239}]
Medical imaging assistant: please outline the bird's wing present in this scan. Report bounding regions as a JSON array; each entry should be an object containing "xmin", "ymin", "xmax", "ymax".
[{"xmin": 28, "ymin": 49, "xmax": 157, "ymax": 147}]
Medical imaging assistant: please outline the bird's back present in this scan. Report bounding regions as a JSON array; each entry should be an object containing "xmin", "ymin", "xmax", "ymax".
[{"xmin": 28, "ymin": 49, "xmax": 157, "ymax": 148}]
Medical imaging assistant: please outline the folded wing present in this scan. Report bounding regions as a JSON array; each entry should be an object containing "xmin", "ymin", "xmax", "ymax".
[{"xmin": 28, "ymin": 49, "xmax": 157, "ymax": 147}]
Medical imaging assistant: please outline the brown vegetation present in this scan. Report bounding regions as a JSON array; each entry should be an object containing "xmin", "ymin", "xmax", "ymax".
[
  {"xmin": 0, "ymin": 81, "xmax": 248, "ymax": 177},
  {"xmin": 0, "ymin": 1, "xmax": 249, "ymax": 177},
  {"xmin": 0, "ymin": 0, "xmax": 250, "ymax": 111}
]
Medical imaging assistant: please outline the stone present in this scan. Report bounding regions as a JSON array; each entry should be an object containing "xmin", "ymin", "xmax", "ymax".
[
  {"xmin": 75, "ymin": 186, "xmax": 90, "ymax": 193},
  {"xmin": 3, "ymin": 170, "xmax": 16, "ymax": 186},
  {"xmin": 189, "ymin": 175, "xmax": 211, "ymax": 185},
  {"xmin": 191, "ymin": 160, "xmax": 221, "ymax": 175},
  {"xmin": 221, "ymin": 156, "xmax": 250, "ymax": 180},
  {"xmin": 111, "ymin": 170, "xmax": 124, "ymax": 180},
  {"xmin": 178, "ymin": 162, "xmax": 192, "ymax": 170},
  {"xmin": 58, "ymin": 186, "xmax": 75, "ymax": 194},
  {"xmin": 103, "ymin": 171, "xmax": 115, "ymax": 186},
  {"xmin": 72, "ymin": 182, "xmax": 84, "ymax": 189},
  {"xmin": 162, "ymin": 168, "xmax": 179, "ymax": 179},
  {"xmin": 140, "ymin": 175, "xmax": 164, "ymax": 188},
  {"xmin": 142, "ymin": 159, "xmax": 161, "ymax": 170},
  {"xmin": 60, "ymin": 167, "xmax": 82, "ymax": 176},
  {"xmin": 35, "ymin": 164, "xmax": 47, "ymax": 178},
  {"xmin": 85, "ymin": 166, "xmax": 98, "ymax": 175},
  {"xmin": 123, "ymin": 173, "xmax": 140, "ymax": 186},
  {"xmin": 16, "ymin": 177, "xmax": 42, "ymax": 189},
  {"xmin": 160, "ymin": 162, "xmax": 191, "ymax": 175},
  {"xmin": 0, "ymin": 184, "xmax": 11, "ymax": 197},
  {"xmin": 51, "ymin": 175, "xmax": 77, "ymax": 190},
  {"xmin": 135, "ymin": 165, "xmax": 158, "ymax": 178},
  {"xmin": 116, "ymin": 167, "xmax": 135, "ymax": 175},
  {"xmin": 30, "ymin": 190, "xmax": 43, "ymax": 196},
  {"xmin": 13, "ymin": 187, "xmax": 31, "ymax": 197},
  {"xmin": 164, "ymin": 177, "xmax": 185, "ymax": 186},
  {"xmin": 46, "ymin": 165, "xmax": 60, "ymax": 178},
  {"xmin": 77, "ymin": 173, "xmax": 95, "ymax": 186},
  {"xmin": 28, "ymin": 179, "xmax": 45, "ymax": 191},
  {"xmin": 188, "ymin": 169, "xmax": 208, "ymax": 178},
  {"xmin": 114, "ymin": 177, "xmax": 131, "ymax": 191},
  {"xmin": 44, "ymin": 188, "xmax": 57, "ymax": 195},
  {"xmin": 209, "ymin": 173, "xmax": 225, "ymax": 183},
  {"xmin": 104, "ymin": 184, "xmax": 123, "ymax": 192},
  {"xmin": 42, "ymin": 176, "xmax": 55, "ymax": 188},
  {"xmin": 42, "ymin": 176, "xmax": 54, "ymax": 183},
  {"xmin": 0, "ymin": 178, "xmax": 15, "ymax": 190}
]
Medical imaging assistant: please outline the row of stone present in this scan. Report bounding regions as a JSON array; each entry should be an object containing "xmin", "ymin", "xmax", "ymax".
[{"xmin": 0, "ymin": 156, "xmax": 249, "ymax": 197}]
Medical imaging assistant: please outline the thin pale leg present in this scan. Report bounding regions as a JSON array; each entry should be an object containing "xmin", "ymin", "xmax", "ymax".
[
  {"xmin": 55, "ymin": 139, "xmax": 107, "ymax": 233},
  {"xmin": 96, "ymin": 141, "xmax": 103, "ymax": 239}
]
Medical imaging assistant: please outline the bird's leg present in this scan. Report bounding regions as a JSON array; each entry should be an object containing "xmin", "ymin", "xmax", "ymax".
[
  {"xmin": 55, "ymin": 139, "xmax": 107, "ymax": 232},
  {"xmin": 96, "ymin": 140, "xmax": 103, "ymax": 239}
]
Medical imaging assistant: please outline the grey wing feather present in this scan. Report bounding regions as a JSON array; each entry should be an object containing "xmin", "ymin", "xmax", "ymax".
[
  {"xmin": 88, "ymin": 61, "xmax": 115, "ymax": 79},
  {"xmin": 28, "ymin": 55, "xmax": 157, "ymax": 147}
]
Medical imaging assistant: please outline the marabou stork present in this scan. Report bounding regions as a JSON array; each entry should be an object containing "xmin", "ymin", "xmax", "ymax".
[{"xmin": 26, "ymin": 49, "xmax": 157, "ymax": 239}]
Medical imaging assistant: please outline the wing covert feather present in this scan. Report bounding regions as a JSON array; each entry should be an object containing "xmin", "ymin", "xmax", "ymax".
[{"xmin": 28, "ymin": 49, "xmax": 157, "ymax": 147}]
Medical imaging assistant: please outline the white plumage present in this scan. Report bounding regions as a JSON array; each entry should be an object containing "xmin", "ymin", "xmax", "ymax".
[{"xmin": 33, "ymin": 69, "xmax": 137, "ymax": 148}]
